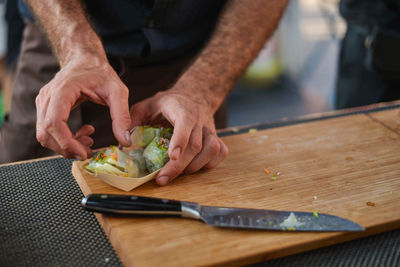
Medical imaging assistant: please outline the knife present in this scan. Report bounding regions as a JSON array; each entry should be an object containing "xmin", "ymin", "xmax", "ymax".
[{"xmin": 81, "ymin": 194, "xmax": 364, "ymax": 232}]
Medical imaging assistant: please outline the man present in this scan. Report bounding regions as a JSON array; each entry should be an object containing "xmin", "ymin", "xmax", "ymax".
[
  {"xmin": 0, "ymin": 0, "xmax": 288, "ymax": 185},
  {"xmin": 336, "ymin": 0, "xmax": 400, "ymax": 109}
]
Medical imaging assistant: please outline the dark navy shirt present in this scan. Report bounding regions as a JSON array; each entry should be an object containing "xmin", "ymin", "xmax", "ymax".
[
  {"xmin": 19, "ymin": 0, "xmax": 226, "ymax": 65},
  {"xmin": 339, "ymin": 0, "xmax": 400, "ymax": 29}
]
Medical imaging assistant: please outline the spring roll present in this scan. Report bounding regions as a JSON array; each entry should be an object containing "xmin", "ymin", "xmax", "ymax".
[
  {"xmin": 86, "ymin": 146, "xmax": 140, "ymax": 177},
  {"xmin": 143, "ymin": 137, "xmax": 170, "ymax": 173},
  {"xmin": 127, "ymin": 148, "xmax": 148, "ymax": 176},
  {"xmin": 130, "ymin": 126, "xmax": 173, "ymax": 148}
]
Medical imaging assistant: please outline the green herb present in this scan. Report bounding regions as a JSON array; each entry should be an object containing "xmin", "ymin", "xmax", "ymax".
[{"xmin": 144, "ymin": 137, "xmax": 170, "ymax": 172}]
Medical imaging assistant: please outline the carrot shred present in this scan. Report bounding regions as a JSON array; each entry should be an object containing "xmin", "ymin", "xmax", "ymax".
[
  {"xmin": 111, "ymin": 149, "xmax": 118, "ymax": 160},
  {"xmin": 366, "ymin": 201, "xmax": 375, "ymax": 207},
  {"xmin": 264, "ymin": 168, "xmax": 270, "ymax": 174}
]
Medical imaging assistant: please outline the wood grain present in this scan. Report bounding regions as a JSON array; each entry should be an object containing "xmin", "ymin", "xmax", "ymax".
[
  {"xmin": 368, "ymin": 109, "xmax": 400, "ymax": 134},
  {"xmin": 72, "ymin": 111, "xmax": 400, "ymax": 267}
]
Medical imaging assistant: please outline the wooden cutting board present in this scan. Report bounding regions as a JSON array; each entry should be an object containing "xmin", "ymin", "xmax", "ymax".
[{"xmin": 72, "ymin": 109, "xmax": 400, "ymax": 267}]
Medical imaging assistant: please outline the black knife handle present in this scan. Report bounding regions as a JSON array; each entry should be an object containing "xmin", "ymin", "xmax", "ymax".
[{"xmin": 81, "ymin": 194, "xmax": 183, "ymax": 216}]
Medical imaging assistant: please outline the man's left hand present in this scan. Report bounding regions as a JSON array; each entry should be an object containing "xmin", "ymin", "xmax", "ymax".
[{"xmin": 130, "ymin": 86, "xmax": 229, "ymax": 186}]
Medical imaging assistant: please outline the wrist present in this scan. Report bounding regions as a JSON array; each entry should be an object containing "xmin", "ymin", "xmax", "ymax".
[
  {"xmin": 62, "ymin": 50, "xmax": 108, "ymax": 71},
  {"xmin": 171, "ymin": 70, "xmax": 229, "ymax": 115},
  {"xmin": 57, "ymin": 23, "xmax": 107, "ymax": 68}
]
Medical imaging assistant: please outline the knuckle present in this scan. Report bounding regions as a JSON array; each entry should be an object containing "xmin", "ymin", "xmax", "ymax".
[
  {"xmin": 131, "ymin": 103, "xmax": 142, "ymax": 114},
  {"xmin": 62, "ymin": 152, "xmax": 74, "ymax": 159},
  {"xmin": 179, "ymin": 113, "xmax": 195, "ymax": 125},
  {"xmin": 120, "ymin": 112, "xmax": 132, "ymax": 124},
  {"xmin": 166, "ymin": 164, "xmax": 184, "ymax": 177},
  {"xmin": 35, "ymin": 95, "xmax": 41, "ymax": 106},
  {"xmin": 184, "ymin": 165, "xmax": 197, "ymax": 174},
  {"xmin": 190, "ymin": 139, "xmax": 202, "ymax": 154},
  {"xmin": 202, "ymin": 163, "xmax": 214, "ymax": 170},
  {"xmin": 59, "ymin": 142, "xmax": 70, "ymax": 152},
  {"xmin": 222, "ymin": 144, "xmax": 229, "ymax": 158},
  {"xmin": 36, "ymin": 131, "xmax": 46, "ymax": 144},
  {"xmin": 207, "ymin": 137, "xmax": 220, "ymax": 156},
  {"xmin": 154, "ymin": 91, "xmax": 165, "ymax": 98},
  {"xmin": 218, "ymin": 139, "xmax": 229, "ymax": 157},
  {"xmin": 43, "ymin": 118, "xmax": 56, "ymax": 130},
  {"xmin": 121, "ymin": 86, "xmax": 129, "ymax": 97},
  {"xmin": 115, "ymin": 84, "xmax": 129, "ymax": 98}
]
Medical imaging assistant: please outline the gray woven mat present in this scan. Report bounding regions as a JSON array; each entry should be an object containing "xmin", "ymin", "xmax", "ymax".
[
  {"xmin": 0, "ymin": 158, "xmax": 122, "ymax": 267},
  {"xmin": 250, "ymin": 228, "xmax": 400, "ymax": 267}
]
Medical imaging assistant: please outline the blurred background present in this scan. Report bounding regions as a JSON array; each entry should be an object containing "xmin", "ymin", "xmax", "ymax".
[
  {"xmin": 0, "ymin": 0, "xmax": 346, "ymax": 128},
  {"xmin": 227, "ymin": 0, "xmax": 346, "ymax": 126}
]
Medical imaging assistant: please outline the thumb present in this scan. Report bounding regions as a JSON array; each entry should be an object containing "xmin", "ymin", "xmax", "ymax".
[
  {"xmin": 130, "ymin": 102, "xmax": 150, "ymax": 128},
  {"xmin": 107, "ymin": 86, "xmax": 132, "ymax": 147}
]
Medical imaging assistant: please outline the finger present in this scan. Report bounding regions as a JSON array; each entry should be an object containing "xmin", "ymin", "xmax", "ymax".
[
  {"xmin": 35, "ymin": 91, "xmax": 50, "ymax": 138},
  {"xmin": 47, "ymin": 120, "xmax": 88, "ymax": 160},
  {"xmin": 203, "ymin": 138, "xmax": 229, "ymax": 169},
  {"xmin": 36, "ymin": 92, "xmax": 81, "ymax": 159},
  {"xmin": 76, "ymin": 136, "xmax": 93, "ymax": 160},
  {"xmin": 130, "ymin": 102, "xmax": 150, "ymax": 128},
  {"xmin": 36, "ymin": 93, "xmax": 71, "ymax": 157},
  {"xmin": 45, "ymin": 94, "xmax": 89, "ymax": 159},
  {"xmin": 106, "ymin": 84, "xmax": 132, "ymax": 147},
  {"xmin": 76, "ymin": 135, "xmax": 94, "ymax": 148},
  {"xmin": 76, "ymin": 138, "xmax": 93, "ymax": 158},
  {"xmin": 81, "ymin": 87, "xmax": 107, "ymax": 106},
  {"xmin": 168, "ymin": 114, "xmax": 195, "ymax": 160},
  {"xmin": 82, "ymin": 145, "xmax": 92, "ymax": 158},
  {"xmin": 74, "ymin": 124, "xmax": 95, "ymax": 138},
  {"xmin": 72, "ymin": 96, "xmax": 88, "ymax": 110},
  {"xmin": 183, "ymin": 134, "xmax": 220, "ymax": 174},
  {"xmin": 157, "ymin": 125, "xmax": 202, "ymax": 185},
  {"xmin": 37, "ymin": 131, "xmax": 77, "ymax": 159}
]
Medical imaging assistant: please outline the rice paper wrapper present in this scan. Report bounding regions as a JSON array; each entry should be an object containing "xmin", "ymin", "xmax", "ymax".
[
  {"xmin": 130, "ymin": 126, "xmax": 173, "ymax": 148},
  {"xmin": 144, "ymin": 137, "xmax": 170, "ymax": 173},
  {"xmin": 128, "ymin": 148, "xmax": 149, "ymax": 177}
]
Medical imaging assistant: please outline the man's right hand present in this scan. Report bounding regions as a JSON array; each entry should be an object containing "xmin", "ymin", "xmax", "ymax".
[{"xmin": 35, "ymin": 56, "xmax": 132, "ymax": 160}]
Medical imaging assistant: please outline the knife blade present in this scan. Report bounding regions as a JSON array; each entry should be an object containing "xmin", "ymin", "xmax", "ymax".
[{"xmin": 81, "ymin": 194, "xmax": 364, "ymax": 232}]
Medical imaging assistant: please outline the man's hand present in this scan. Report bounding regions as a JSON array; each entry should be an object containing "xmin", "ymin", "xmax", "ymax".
[
  {"xmin": 27, "ymin": 0, "xmax": 132, "ymax": 159},
  {"xmin": 130, "ymin": 0, "xmax": 288, "ymax": 185},
  {"xmin": 35, "ymin": 57, "xmax": 132, "ymax": 160},
  {"xmin": 130, "ymin": 84, "xmax": 229, "ymax": 186}
]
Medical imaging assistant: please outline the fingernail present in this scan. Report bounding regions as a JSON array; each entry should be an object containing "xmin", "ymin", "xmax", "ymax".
[
  {"xmin": 171, "ymin": 147, "xmax": 181, "ymax": 160},
  {"xmin": 125, "ymin": 131, "xmax": 131, "ymax": 145},
  {"xmin": 158, "ymin": 176, "xmax": 169, "ymax": 186},
  {"xmin": 74, "ymin": 155, "xmax": 83, "ymax": 161}
]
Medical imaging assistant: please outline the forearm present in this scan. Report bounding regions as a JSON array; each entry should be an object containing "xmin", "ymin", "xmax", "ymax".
[
  {"xmin": 26, "ymin": 0, "xmax": 106, "ymax": 67},
  {"xmin": 176, "ymin": 0, "xmax": 288, "ymax": 113}
]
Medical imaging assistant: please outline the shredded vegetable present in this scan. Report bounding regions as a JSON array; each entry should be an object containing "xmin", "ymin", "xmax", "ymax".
[
  {"xmin": 280, "ymin": 212, "xmax": 305, "ymax": 230},
  {"xmin": 313, "ymin": 210, "xmax": 319, "ymax": 218},
  {"xmin": 86, "ymin": 146, "xmax": 138, "ymax": 177}
]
